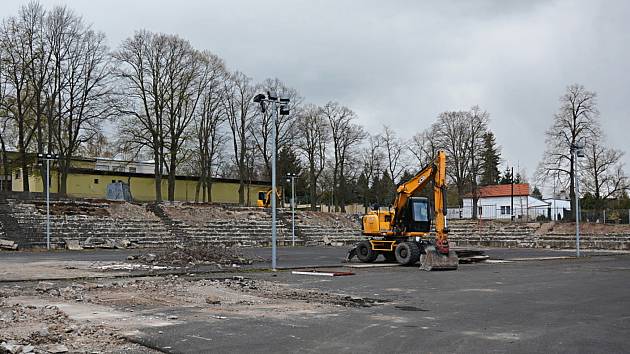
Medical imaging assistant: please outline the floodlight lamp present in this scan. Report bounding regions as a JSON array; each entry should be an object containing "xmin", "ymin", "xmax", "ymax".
[
  {"xmin": 267, "ymin": 91, "xmax": 278, "ymax": 101},
  {"xmin": 253, "ymin": 93, "xmax": 266, "ymax": 103}
]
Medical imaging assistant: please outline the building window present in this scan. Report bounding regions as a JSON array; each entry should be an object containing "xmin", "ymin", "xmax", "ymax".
[
  {"xmin": 113, "ymin": 166, "xmax": 123, "ymax": 172},
  {"xmin": 501, "ymin": 206, "xmax": 511, "ymax": 215},
  {"xmin": 128, "ymin": 167, "xmax": 136, "ymax": 173},
  {"xmin": 15, "ymin": 170, "xmax": 21, "ymax": 179},
  {"xmin": 94, "ymin": 178, "xmax": 99, "ymax": 184}
]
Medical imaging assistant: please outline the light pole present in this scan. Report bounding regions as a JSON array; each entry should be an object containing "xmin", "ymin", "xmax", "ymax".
[
  {"xmin": 571, "ymin": 142, "xmax": 585, "ymax": 257},
  {"xmin": 37, "ymin": 153, "xmax": 59, "ymax": 250},
  {"xmin": 286, "ymin": 173, "xmax": 298, "ymax": 246},
  {"xmin": 253, "ymin": 92, "xmax": 290, "ymax": 270}
]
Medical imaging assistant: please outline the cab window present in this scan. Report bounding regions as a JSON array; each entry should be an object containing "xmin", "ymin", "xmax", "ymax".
[{"xmin": 412, "ymin": 200, "xmax": 428, "ymax": 222}]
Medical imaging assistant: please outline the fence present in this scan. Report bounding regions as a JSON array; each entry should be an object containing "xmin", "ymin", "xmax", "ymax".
[{"xmin": 447, "ymin": 205, "xmax": 630, "ymax": 224}]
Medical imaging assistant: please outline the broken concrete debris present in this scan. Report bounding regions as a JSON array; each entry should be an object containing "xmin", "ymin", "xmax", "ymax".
[
  {"xmin": 82, "ymin": 237, "xmax": 135, "ymax": 249},
  {"xmin": 0, "ymin": 239, "xmax": 17, "ymax": 251},
  {"xmin": 129, "ymin": 243, "xmax": 264, "ymax": 267}
]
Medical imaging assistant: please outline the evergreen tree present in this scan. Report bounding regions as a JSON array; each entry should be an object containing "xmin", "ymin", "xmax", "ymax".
[
  {"xmin": 531, "ymin": 186, "xmax": 543, "ymax": 200},
  {"xmin": 277, "ymin": 147, "xmax": 304, "ymax": 204},
  {"xmin": 499, "ymin": 166, "xmax": 513, "ymax": 184},
  {"xmin": 480, "ymin": 132, "xmax": 501, "ymax": 185}
]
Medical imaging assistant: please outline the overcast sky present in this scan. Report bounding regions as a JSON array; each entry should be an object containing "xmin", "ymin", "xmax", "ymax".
[{"xmin": 4, "ymin": 0, "xmax": 630, "ymax": 185}]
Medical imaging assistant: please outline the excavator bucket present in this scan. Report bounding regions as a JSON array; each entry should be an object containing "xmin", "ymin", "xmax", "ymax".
[{"xmin": 419, "ymin": 245, "xmax": 459, "ymax": 271}]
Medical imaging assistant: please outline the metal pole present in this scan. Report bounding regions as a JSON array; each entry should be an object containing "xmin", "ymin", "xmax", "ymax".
[
  {"xmin": 46, "ymin": 158, "xmax": 50, "ymax": 250},
  {"xmin": 271, "ymin": 103, "xmax": 277, "ymax": 270},
  {"xmin": 510, "ymin": 167, "xmax": 514, "ymax": 221},
  {"xmin": 574, "ymin": 149, "xmax": 580, "ymax": 257},
  {"xmin": 291, "ymin": 176, "xmax": 295, "ymax": 247}
]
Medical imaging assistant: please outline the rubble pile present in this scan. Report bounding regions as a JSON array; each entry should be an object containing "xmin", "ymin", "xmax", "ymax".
[
  {"xmin": 32, "ymin": 201, "xmax": 110, "ymax": 217},
  {"xmin": 0, "ymin": 300, "xmax": 143, "ymax": 353},
  {"xmin": 129, "ymin": 243, "xmax": 263, "ymax": 267}
]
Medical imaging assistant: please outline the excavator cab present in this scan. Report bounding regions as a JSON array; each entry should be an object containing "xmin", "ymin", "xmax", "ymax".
[{"xmin": 401, "ymin": 197, "xmax": 431, "ymax": 233}]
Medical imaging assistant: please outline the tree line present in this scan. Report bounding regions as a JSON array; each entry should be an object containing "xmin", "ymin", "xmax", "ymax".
[{"xmin": 1, "ymin": 2, "xmax": 627, "ymax": 213}]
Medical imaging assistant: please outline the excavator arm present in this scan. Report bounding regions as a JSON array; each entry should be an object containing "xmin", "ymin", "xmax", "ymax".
[{"xmin": 391, "ymin": 151, "xmax": 450, "ymax": 254}]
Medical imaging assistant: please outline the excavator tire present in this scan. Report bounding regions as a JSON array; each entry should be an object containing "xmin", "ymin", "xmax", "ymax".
[
  {"xmin": 395, "ymin": 242, "xmax": 421, "ymax": 265},
  {"xmin": 383, "ymin": 251, "xmax": 397, "ymax": 263},
  {"xmin": 356, "ymin": 241, "xmax": 378, "ymax": 263}
]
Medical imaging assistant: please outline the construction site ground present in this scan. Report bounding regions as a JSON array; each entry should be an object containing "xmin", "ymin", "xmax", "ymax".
[{"xmin": 1, "ymin": 247, "xmax": 630, "ymax": 353}]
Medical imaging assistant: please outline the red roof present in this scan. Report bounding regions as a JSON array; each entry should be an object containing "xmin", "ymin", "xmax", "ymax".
[{"xmin": 465, "ymin": 183, "xmax": 529, "ymax": 198}]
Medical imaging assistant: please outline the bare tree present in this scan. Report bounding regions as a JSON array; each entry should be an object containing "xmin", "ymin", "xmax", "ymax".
[
  {"xmin": 432, "ymin": 111, "xmax": 471, "ymax": 204},
  {"xmin": 0, "ymin": 6, "xmax": 40, "ymax": 191},
  {"xmin": 222, "ymin": 71, "xmax": 256, "ymax": 205},
  {"xmin": 582, "ymin": 142, "xmax": 628, "ymax": 201},
  {"xmin": 52, "ymin": 17, "xmax": 114, "ymax": 195},
  {"xmin": 162, "ymin": 41, "xmax": 210, "ymax": 201},
  {"xmin": 250, "ymin": 78, "xmax": 302, "ymax": 180},
  {"xmin": 537, "ymin": 84, "xmax": 600, "ymax": 214},
  {"xmin": 295, "ymin": 104, "xmax": 328, "ymax": 210},
  {"xmin": 114, "ymin": 30, "xmax": 173, "ymax": 202},
  {"xmin": 192, "ymin": 52, "xmax": 227, "ymax": 202},
  {"xmin": 408, "ymin": 127, "xmax": 439, "ymax": 167},
  {"xmin": 381, "ymin": 125, "xmax": 406, "ymax": 184},
  {"xmin": 358, "ymin": 133, "xmax": 383, "ymax": 212},
  {"xmin": 323, "ymin": 101, "xmax": 365, "ymax": 212},
  {"xmin": 467, "ymin": 106, "xmax": 489, "ymax": 218}
]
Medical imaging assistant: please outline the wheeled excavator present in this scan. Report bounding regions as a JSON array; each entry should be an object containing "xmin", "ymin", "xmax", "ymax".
[
  {"xmin": 347, "ymin": 150, "xmax": 459, "ymax": 270},
  {"xmin": 256, "ymin": 189, "xmax": 282, "ymax": 208}
]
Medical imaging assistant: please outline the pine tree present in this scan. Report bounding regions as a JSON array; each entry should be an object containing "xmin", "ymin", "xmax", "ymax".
[
  {"xmin": 531, "ymin": 186, "xmax": 543, "ymax": 200},
  {"xmin": 499, "ymin": 166, "xmax": 512, "ymax": 184},
  {"xmin": 480, "ymin": 132, "xmax": 501, "ymax": 185}
]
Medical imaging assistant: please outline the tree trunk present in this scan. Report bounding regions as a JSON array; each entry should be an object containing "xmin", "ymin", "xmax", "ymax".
[
  {"xmin": 569, "ymin": 154, "xmax": 575, "ymax": 221},
  {"xmin": 309, "ymin": 169, "xmax": 317, "ymax": 211},
  {"xmin": 168, "ymin": 152, "xmax": 177, "ymax": 202},
  {"xmin": 153, "ymin": 144, "xmax": 162, "ymax": 202}
]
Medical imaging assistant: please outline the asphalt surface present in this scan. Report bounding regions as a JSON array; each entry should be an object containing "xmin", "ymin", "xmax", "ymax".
[
  {"xmin": 2, "ymin": 247, "xmax": 630, "ymax": 352},
  {"xmin": 0, "ymin": 246, "xmax": 624, "ymax": 267},
  {"xmin": 128, "ymin": 252, "xmax": 630, "ymax": 354}
]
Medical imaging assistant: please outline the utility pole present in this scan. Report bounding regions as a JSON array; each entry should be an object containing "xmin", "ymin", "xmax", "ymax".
[
  {"xmin": 572, "ymin": 142, "xmax": 585, "ymax": 257},
  {"xmin": 511, "ymin": 166, "xmax": 514, "ymax": 221},
  {"xmin": 286, "ymin": 173, "xmax": 298, "ymax": 246},
  {"xmin": 37, "ymin": 153, "xmax": 59, "ymax": 250},
  {"xmin": 253, "ymin": 92, "xmax": 290, "ymax": 270}
]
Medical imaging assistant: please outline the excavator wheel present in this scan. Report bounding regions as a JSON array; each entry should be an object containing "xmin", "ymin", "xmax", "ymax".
[
  {"xmin": 395, "ymin": 242, "xmax": 421, "ymax": 265},
  {"xmin": 383, "ymin": 251, "xmax": 397, "ymax": 263},
  {"xmin": 356, "ymin": 241, "xmax": 378, "ymax": 263}
]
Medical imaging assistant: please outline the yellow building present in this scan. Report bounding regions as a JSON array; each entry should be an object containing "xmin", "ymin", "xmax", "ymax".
[{"xmin": 8, "ymin": 154, "xmax": 272, "ymax": 206}]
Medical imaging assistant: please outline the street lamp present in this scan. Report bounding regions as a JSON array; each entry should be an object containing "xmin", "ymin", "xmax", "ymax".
[
  {"xmin": 253, "ymin": 92, "xmax": 290, "ymax": 270},
  {"xmin": 285, "ymin": 173, "xmax": 298, "ymax": 247},
  {"xmin": 571, "ymin": 142, "xmax": 585, "ymax": 257},
  {"xmin": 37, "ymin": 153, "xmax": 59, "ymax": 250}
]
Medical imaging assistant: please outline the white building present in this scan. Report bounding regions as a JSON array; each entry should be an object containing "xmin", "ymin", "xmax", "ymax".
[
  {"xmin": 95, "ymin": 158, "xmax": 155, "ymax": 174},
  {"xmin": 457, "ymin": 183, "xmax": 550, "ymax": 220},
  {"xmin": 542, "ymin": 197, "xmax": 571, "ymax": 221}
]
